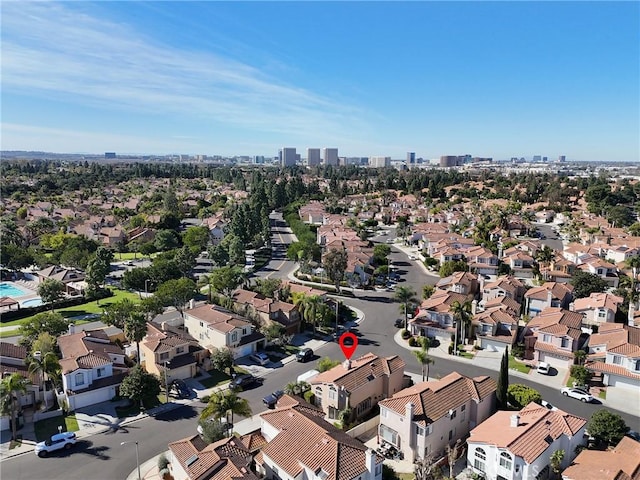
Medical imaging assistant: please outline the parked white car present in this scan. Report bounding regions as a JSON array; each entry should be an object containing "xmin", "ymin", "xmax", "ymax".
[
  {"xmin": 560, "ymin": 387, "xmax": 593, "ymax": 403},
  {"xmin": 537, "ymin": 362, "xmax": 550, "ymax": 375},
  {"xmin": 34, "ymin": 432, "xmax": 77, "ymax": 457},
  {"xmin": 249, "ymin": 352, "xmax": 270, "ymax": 366}
]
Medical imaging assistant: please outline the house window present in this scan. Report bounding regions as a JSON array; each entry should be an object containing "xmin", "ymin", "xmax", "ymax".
[
  {"xmin": 160, "ymin": 352, "xmax": 169, "ymax": 361},
  {"xmin": 461, "ymin": 404, "xmax": 466, "ymax": 421},
  {"xmin": 75, "ymin": 373, "xmax": 84, "ymax": 386},
  {"xmin": 598, "ymin": 310, "xmax": 606, "ymax": 318},
  {"xmin": 543, "ymin": 334, "xmax": 551, "ymax": 343},
  {"xmin": 199, "ymin": 321, "xmax": 204, "ymax": 327},
  {"xmin": 613, "ymin": 355, "xmax": 622, "ymax": 365},
  {"xmin": 634, "ymin": 359, "xmax": 640, "ymax": 371},
  {"xmin": 474, "ymin": 448, "xmax": 486, "ymax": 472},
  {"xmin": 176, "ymin": 347, "xmax": 184, "ymax": 354},
  {"xmin": 231, "ymin": 332, "xmax": 238, "ymax": 342},
  {"xmin": 561, "ymin": 337, "xmax": 569, "ymax": 348},
  {"xmin": 381, "ymin": 407, "xmax": 388, "ymax": 419},
  {"xmin": 375, "ymin": 464, "xmax": 382, "ymax": 475},
  {"xmin": 96, "ymin": 367, "xmax": 105, "ymax": 378},
  {"xmin": 499, "ymin": 452, "xmax": 513, "ymax": 470},
  {"xmin": 450, "ymin": 409, "xmax": 457, "ymax": 420},
  {"xmin": 416, "ymin": 425, "xmax": 424, "ymax": 436},
  {"xmin": 329, "ymin": 387, "xmax": 337, "ymax": 400}
]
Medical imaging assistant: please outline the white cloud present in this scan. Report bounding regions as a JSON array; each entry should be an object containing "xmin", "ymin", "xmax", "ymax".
[{"xmin": 1, "ymin": 2, "xmax": 371, "ymax": 144}]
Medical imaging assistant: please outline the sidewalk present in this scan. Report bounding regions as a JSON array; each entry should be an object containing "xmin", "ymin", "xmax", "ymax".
[{"xmin": 393, "ymin": 329, "xmax": 569, "ymax": 390}]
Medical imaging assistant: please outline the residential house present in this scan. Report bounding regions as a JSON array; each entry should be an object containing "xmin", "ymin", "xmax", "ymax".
[
  {"xmin": 378, "ymin": 372, "xmax": 496, "ymax": 463},
  {"xmin": 570, "ymin": 292, "xmax": 624, "ymax": 328},
  {"xmin": 309, "ymin": 353, "xmax": 406, "ymax": 421},
  {"xmin": 168, "ymin": 435, "xmax": 258, "ymax": 480},
  {"xmin": 184, "ymin": 304, "xmax": 265, "ymax": 359},
  {"xmin": 435, "ymin": 272, "xmax": 479, "ymax": 296},
  {"xmin": 522, "ymin": 307, "xmax": 584, "ymax": 368},
  {"xmin": 464, "ymin": 246, "xmax": 499, "ymax": 276},
  {"xmin": 36, "ymin": 265, "xmax": 86, "ymax": 295},
  {"xmin": 578, "ymin": 258, "xmax": 620, "ymax": 289},
  {"xmin": 606, "ymin": 245, "xmax": 640, "ymax": 264},
  {"xmin": 127, "ymin": 226, "xmax": 155, "ymax": 245},
  {"xmin": 409, "ymin": 290, "xmax": 471, "ymax": 342},
  {"xmin": 231, "ymin": 289, "xmax": 301, "ymax": 335},
  {"xmin": 0, "ymin": 343, "xmax": 41, "ymax": 411},
  {"xmin": 502, "ymin": 251, "xmax": 536, "ymax": 278},
  {"xmin": 202, "ymin": 215, "xmax": 226, "ymax": 246},
  {"xmin": 57, "ymin": 326, "xmax": 128, "ymax": 411},
  {"xmin": 466, "ymin": 402, "xmax": 587, "ymax": 480},
  {"xmin": 141, "ymin": 322, "xmax": 206, "ymax": 384},
  {"xmin": 561, "ymin": 435, "xmax": 640, "ymax": 480},
  {"xmin": 473, "ymin": 307, "xmax": 519, "ymax": 353},
  {"xmin": 480, "ymin": 275, "xmax": 526, "ymax": 305},
  {"xmin": 524, "ymin": 282, "xmax": 573, "ymax": 318},
  {"xmin": 257, "ymin": 395, "xmax": 383, "ymax": 480},
  {"xmin": 543, "ymin": 257, "xmax": 577, "ymax": 283},
  {"xmin": 585, "ymin": 321, "xmax": 640, "ymax": 392}
]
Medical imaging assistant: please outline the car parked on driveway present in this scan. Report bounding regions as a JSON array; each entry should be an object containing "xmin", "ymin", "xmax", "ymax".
[
  {"xmin": 560, "ymin": 387, "xmax": 593, "ymax": 403},
  {"xmin": 536, "ymin": 362, "xmax": 550, "ymax": 375},
  {"xmin": 35, "ymin": 432, "xmax": 77, "ymax": 457},
  {"xmin": 262, "ymin": 390, "xmax": 285, "ymax": 408},
  {"xmin": 296, "ymin": 348, "xmax": 314, "ymax": 362},
  {"xmin": 229, "ymin": 374, "xmax": 257, "ymax": 391},
  {"xmin": 170, "ymin": 379, "xmax": 190, "ymax": 398},
  {"xmin": 249, "ymin": 352, "xmax": 270, "ymax": 366}
]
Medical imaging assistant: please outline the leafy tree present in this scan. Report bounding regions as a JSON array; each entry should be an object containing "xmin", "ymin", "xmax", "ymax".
[
  {"xmin": 207, "ymin": 244, "xmax": 229, "ymax": 267},
  {"xmin": 173, "ymin": 245, "xmax": 197, "ymax": 277},
  {"xmin": 101, "ymin": 298, "xmax": 138, "ymax": 329},
  {"xmin": 497, "ymin": 347, "xmax": 509, "ymax": 409},
  {"xmin": 587, "ymin": 409, "xmax": 629, "ymax": 447},
  {"xmin": 1, "ymin": 244, "xmax": 34, "ymax": 271},
  {"xmin": 317, "ymin": 357, "xmax": 341, "ymax": 372},
  {"xmin": 19, "ymin": 311, "xmax": 68, "ymax": 345},
  {"xmin": 607, "ymin": 205, "xmax": 635, "ymax": 228},
  {"xmin": 197, "ymin": 418, "xmax": 227, "ymax": 444},
  {"xmin": 323, "ymin": 248, "xmax": 348, "ymax": 293},
  {"xmin": 422, "ymin": 284, "xmax": 435, "ymax": 300},
  {"xmin": 210, "ymin": 347, "xmax": 234, "ymax": 375},
  {"xmin": 262, "ymin": 323, "xmax": 285, "ymax": 344},
  {"xmin": 0, "ymin": 374, "xmax": 28, "ymax": 440},
  {"xmin": 27, "ymin": 351, "xmax": 60, "ymax": 409},
  {"xmin": 439, "ymin": 260, "xmax": 467, "ymax": 278},
  {"xmin": 550, "ymin": 449, "xmax": 564, "ymax": 479},
  {"xmin": 119, "ymin": 364, "xmax": 161, "ymax": 409},
  {"xmin": 206, "ymin": 266, "xmax": 244, "ymax": 299},
  {"xmin": 413, "ymin": 454, "xmax": 439, "ymax": 480},
  {"xmin": 252, "ymin": 278, "xmax": 282, "ymax": 299},
  {"xmin": 507, "ymin": 384, "xmax": 541, "ymax": 409},
  {"xmin": 154, "ymin": 278, "xmax": 197, "ymax": 318},
  {"xmin": 373, "ymin": 244, "xmax": 391, "ymax": 265},
  {"xmin": 227, "ymin": 234, "xmax": 245, "ymax": 265},
  {"xmin": 121, "ymin": 267, "xmax": 152, "ymax": 292},
  {"xmin": 182, "ymin": 226, "xmax": 210, "ymax": 253},
  {"xmin": 569, "ymin": 365, "xmax": 591, "ymax": 387},
  {"xmin": 447, "ymin": 439, "xmax": 464, "ymax": 480},
  {"xmin": 571, "ymin": 271, "xmax": 608, "ymax": 298},
  {"xmin": 573, "ymin": 350, "xmax": 586, "ymax": 366},
  {"xmin": 37, "ymin": 278, "xmax": 65, "ymax": 311},
  {"xmin": 31, "ymin": 332, "xmax": 57, "ymax": 356},
  {"xmin": 154, "ymin": 229, "xmax": 181, "ymax": 251},
  {"xmin": 139, "ymin": 295, "xmax": 165, "ymax": 321},
  {"xmin": 85, "ymin": 246, "xmax": 113, "ymax": 295},
  {"xmin": 394, "ymin": 286, "xmax": 418, "ymax": 330}
]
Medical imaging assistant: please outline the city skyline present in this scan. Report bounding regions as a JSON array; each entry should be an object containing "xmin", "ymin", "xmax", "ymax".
[{"xmin": 1, "ymin": 1, "xmax": 638, "ymax": 162}]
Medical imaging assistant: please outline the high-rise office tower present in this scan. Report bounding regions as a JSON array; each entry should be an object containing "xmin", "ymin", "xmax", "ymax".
[
  {"xmin": 307, "ymin": 148, "xmax": 321, "ymax": 166},
  {"xmin": 323, "ymin": 148, "xmax": 339, "ymax": 166},
  {"xmin": 369, "ymin": 156, "xmax": 391, "ymax": 168},
  {"xmin": 407, "ymin": 152, "xmax": 416, "ymax": 165},
  {"xmin": 281, "ymin": 147, "xmax": 297, "ymax": 167}
]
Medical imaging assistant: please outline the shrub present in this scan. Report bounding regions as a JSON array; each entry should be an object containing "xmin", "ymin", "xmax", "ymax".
[
  {"xmin": 448, "ymin": 343, "xmax": 454, "ymax": 355},
  {"xmin": 512, "ymin": 343, "xmax": 525, "ymax": 359},
  {"xmin": 401, "ymin": 330, "xmax": 411, "ymax": 340},
  {"xmin": 157, "ymin": 453, "xmax": 170, "ymax": 470},
  {"xmin": 408, "ymin": 337, "xmax": 417, "ymax": 347},
  {"xmin": 473, "ymin": 345, "xmax": 482, "ymax": 350},
  {"xmin": 200, "ymin": 395, "xmax": 210, "ymax": 404},
  {"xmin": 303, "ymin": 391, "xmax": 315, "ymax": 404},
  {"xmin": 570, "ymin": 365, "xmax": 591, "ymax": 387},
  {"xmin": 507, "ymin": 384, "xmax": 542, "ymax": 409}
]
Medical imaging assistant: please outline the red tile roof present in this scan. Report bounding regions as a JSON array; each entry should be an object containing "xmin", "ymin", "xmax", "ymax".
[
  {"xmin": 562, "ymin": 436, "xmax": 640, "ymax": 480},
  {"xmin": 310, "ymin": 353, "xmax": 405, "ymax": 392}
]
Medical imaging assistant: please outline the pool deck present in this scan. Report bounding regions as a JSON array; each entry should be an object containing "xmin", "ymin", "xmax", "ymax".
[{"xmin": 0, "ymin": 279, "xmax": 41, "ymax": 309}]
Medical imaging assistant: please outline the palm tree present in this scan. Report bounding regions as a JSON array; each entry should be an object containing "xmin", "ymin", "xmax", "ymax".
[
  {"xmin": 124, "ymin": 312, "xmax": 147, "ymax": 365},
  {"xmin": 394, "ymin": 286, "xmax": 418, "ymax": 331},
  {"xmin": 284, "ymin": 381, "xmax": 309, "ymax": 396},
  {"xmin": 0, "ymin": 373, "xmax": 28, "ymax": 441},
  {"xmin": 535, "ymin": 246, "xmax": 555, "ymax": 279},
  {"xmin": 626, "ymin": 255, "xmax": 640, "ymax": 302},
  {"xmin": 550, "ymin": 449, "xmax": 565, "ymax": 479},
  {"xmin": 414, "ymin": 340, "xmax": 435, "ymax": 381},
  {"xmin": 27, "ymin": 351, "xmax": 60, "ymax": 409},
  {"xmin": 450, "ymin": 300, "xmax": 473, "ymax": 346},
  {"xmin": 573, "ymin": 350, "xmax": 586, "ymax": 366},
  {"xmin": 201, "ymin": 390, "xmax": 252, "ymax": 436},
  {"xmin": 302, "ymin": 295, "xmax": 321, "ymax": 336}
]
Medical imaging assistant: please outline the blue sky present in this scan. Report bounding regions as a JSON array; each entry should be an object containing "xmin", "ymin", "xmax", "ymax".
[{"xmin": 1, "ymin": 1, "xmax": 638, "ymax": 161}]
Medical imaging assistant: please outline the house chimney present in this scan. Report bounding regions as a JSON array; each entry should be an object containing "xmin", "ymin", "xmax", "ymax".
[
  {"xmin": 161, "ymin": 321, "xmax": 168, "ymax": 332},
  {"xmin": 68, "ymin": 323, "xmax": 75, "ymax": 335},
  {"xmin": 510, "ymin": 414, "xmax": 520, "ymax": 427},
  {"xmin": 343, "ymin": 359, "xmax": 351, "ymax": 370},
  {"xmin": 629, "ymin": 302, "xmax": 637, "ymax": 328},
  {"xmin": 547, "ymin": 290, "xmax": 553, "ymax": 307},
  {"xmin": 471, "ymin": 299, "xmax": 478, "ymax": 315},
  {"xmin": 189, "ymin": 299, "xmax": 195, "ymax": 310},
  {"xmin": 365, "ymin": 448, "xmax": 376, "ymax": 475},
  {"xmin": 405, "ymin": 402, "xmax": 414, "ymax": 421}
]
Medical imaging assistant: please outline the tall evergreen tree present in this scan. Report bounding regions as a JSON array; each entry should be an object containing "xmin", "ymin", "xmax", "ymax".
[{"xmin": 497, "ymin": 347, "xmax": 509, "ymax": 409}]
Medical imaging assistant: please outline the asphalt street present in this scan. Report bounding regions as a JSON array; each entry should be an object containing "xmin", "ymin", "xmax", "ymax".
[{"xmin": 3, "ymin": 217, "xmax": 638, "ymax": 479}]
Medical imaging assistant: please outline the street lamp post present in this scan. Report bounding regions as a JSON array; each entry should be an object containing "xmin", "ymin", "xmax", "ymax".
[
  {"xmin": 120, "ymin": 441, "xmax": 141, "ymax": 480},
  {"xmin": 164, "ymin": 360, "xmax": 170, "ymax": 403}
]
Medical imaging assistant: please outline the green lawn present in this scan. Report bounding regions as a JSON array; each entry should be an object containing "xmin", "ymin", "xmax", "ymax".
[
  {"xmin": 114, "ymin": 252, "xmax": 151, "ymax": 260},
  {"xmin": 0, "ymin": 288, "xmax": 142, "ymax": 328},
  {"xmin": 508, "ymin": 356, "xmax": 531, "ymax": 374},
  {"xmin": 199, "ymin": 370, "xmax": 232, "ymax": 389},
  {"xmin": 34, "ymin": 414, "xmax": 79, "ymax": 442},
  {"xmin": 458, "ymin": 351, "xmax": 474, "ymax": 359},
  {"xmin": 598, "ymin": 390, "xmax": 607, "ymax": 399},
  {"xmin": 566, "ymin": 376, "xmax": 576, "ymax": 387}
]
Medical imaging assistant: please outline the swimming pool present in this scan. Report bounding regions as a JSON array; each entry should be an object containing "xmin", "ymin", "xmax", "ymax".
[
  {"xmin": 0, "ymin": 282, "xmax": 29, "ymax": 298},
  {"xmin": 21, "ymin": 298, "xmax": 44, "ymax": 307}
]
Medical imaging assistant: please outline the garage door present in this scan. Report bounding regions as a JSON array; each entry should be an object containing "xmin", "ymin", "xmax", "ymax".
[
  {"xmin": 235, "ymin": 344, "xmax": 254, "ymax": 359},
  {"xmin": 539, "ymin": 352, "xmax": 569, "ymax": 369}
]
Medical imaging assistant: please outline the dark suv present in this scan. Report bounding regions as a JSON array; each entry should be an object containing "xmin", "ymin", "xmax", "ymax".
[
  {"xmin": 229, "ymin": 374, "xmax": 257, "ymax": 391},
  {"xmin": 296, "ymin": 348, "xmax": 314, "ymax": 362}
]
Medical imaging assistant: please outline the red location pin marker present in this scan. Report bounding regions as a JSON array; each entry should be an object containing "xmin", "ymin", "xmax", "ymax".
[{"xmin": 339, "ymin": 332, "xmax": 358, "ymax": 360}]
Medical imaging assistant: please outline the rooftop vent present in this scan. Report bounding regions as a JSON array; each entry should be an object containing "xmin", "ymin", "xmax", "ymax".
[{"xmin": 185, "ymin": 454, "xmax": 199, "ymax": 467}]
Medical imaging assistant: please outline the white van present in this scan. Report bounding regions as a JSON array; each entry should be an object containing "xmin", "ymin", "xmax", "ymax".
[{"xmin": 297, "ymin": 369, "xmax": 319, "ymax": 384}]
